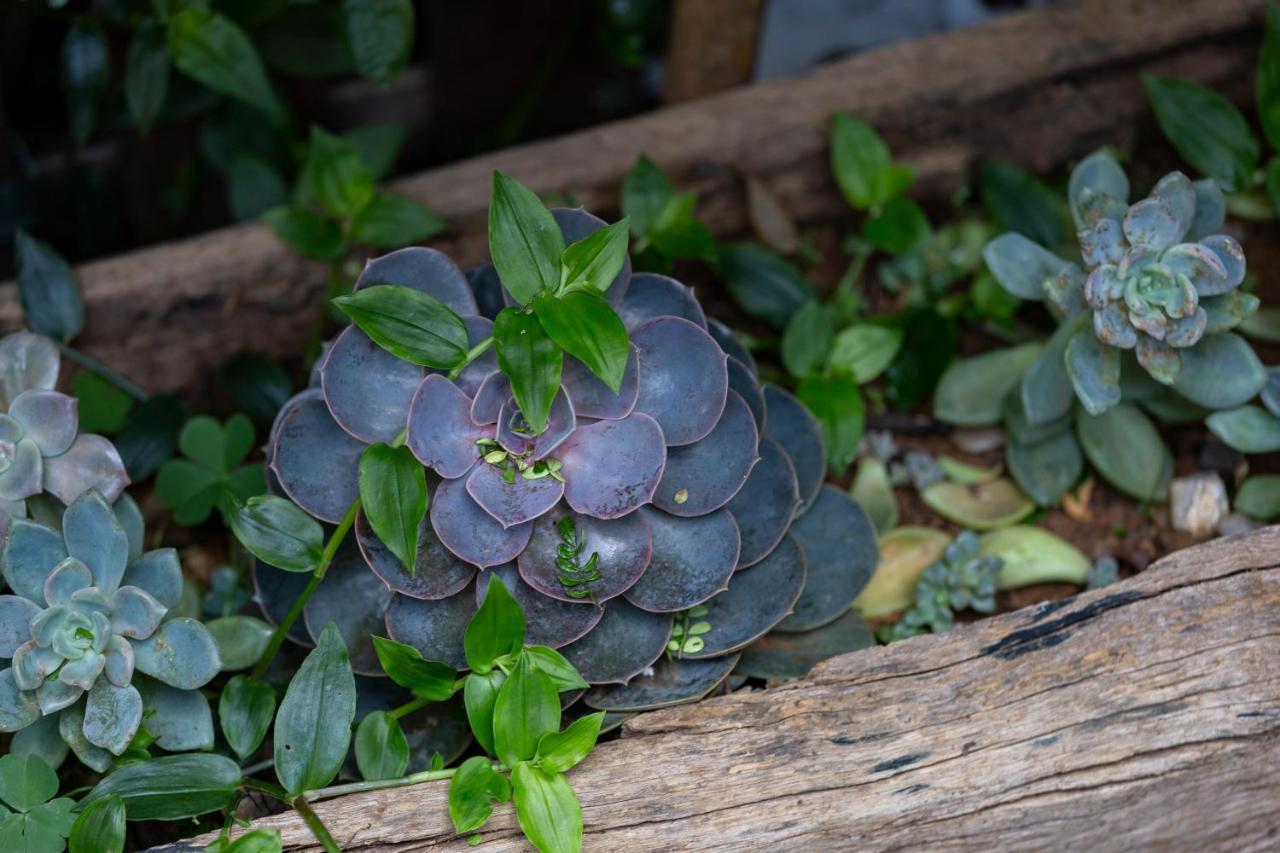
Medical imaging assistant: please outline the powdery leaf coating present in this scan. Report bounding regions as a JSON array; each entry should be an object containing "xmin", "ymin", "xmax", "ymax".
[
  {"xmin": 130, "ymin": 618, "xmax": 222, "ymax": 691},
  {"xmin": 271, "ymin": 395, "xmax": 362, "ymax": 524},
  {"xmin": 559, "ymin": 599, "xmax": 671, "ymax": 685},
  {"xmin": 683, "ymin": 534, "xmax": 807, "ymax": 659},
  {"xmin": 474, "ymin": 565, "xmax": 602, "ymax": 649},
  {"xmin": 354, "ymin": 246, "xmax": 479, "ymax": 317},
  {"xmin": 62, "ymin": 491, "xmax": 128, "ymax": 595},
  {"xmin": 407, "ymin": 375, "xmax": 489, "ymax": 480},
  {"xmin": 624, "ymin": 508, "xmax": 740, "ymax": 612},
  {"xmin": 2, "ymin": 521, "xmax": 67, "ymax": 605},
  {"xmin": 303, "ymin": 539, "xmax": 393, "ymax": 676},
  {"xmin": 465, "ymin": 463, "xmax": 565, "ymax": 529},
  {"xmin": 518, "ymin": 506, "xmax": 652, "ymax": 604},
  {"xmin": 355, "ymin": 510, "xmax": 476, "ymax": 601},
  {"xmin": 653, "ymin": 391, "xmax": 759, "ymax": 517},
  {"xmin": 320, "ymin": 326, "xmax": 423, "ymax": 444},
  {"xmin": 631, "ymin": 316, "xmax": 728, "ymax": 446},
  {"xmin": 42, "ymin": 434, "xmax": 129, "ymax": 505},
  {"xmin": 557, "ymin": 413, "xmax": 666, "ymax": 519},
  {"xmin": 560, "ymin": 349, "xmax": 640, "ymax": 420},
  {"xmin": 430, "ymin": 473, "xmax": 533, "ymax": 568},
  {"xmin": 726, "ymin": 436, "xmax": 800, "ymax": 568},
  {"xmin": 620, "ymin": 273, "xmax": 708, "ymax": 331},
  {"xmin": 384, "ymin": 587, "xmax": 478, "ymax": 670},
  {"xmin": 9, "ymin": 390, "xmax": 78, "ymax": 457}
]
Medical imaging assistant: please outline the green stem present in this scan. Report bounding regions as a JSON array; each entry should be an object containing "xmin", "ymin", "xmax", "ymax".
[
  {"xmin": 240, "ymin": 757, "xmax": 275, "ymax": 777},
  {"xmin": 302, "ymin": 766, "xmax": 472, "ymax": 803},
  {"xmin": 241, "ymin": 777, "xmax": 289, "ymax": 800},
  {"xmin": 387, "ymin": 696, "xmax": 430, "ymax": 722},
  {"xmin": 293, "ymin": 796, "xmax": 341, "ymax": 853},
  {"xmin": 250, "ymin": 497, "xmax": 362, "ymax": 681},
  {"xmin": 55, "ymin": 342, "xmax": 148, "ymax": 401},
  {"xmin": 448, "ymin": 336, "xmax": 494, "ymax": 381}
]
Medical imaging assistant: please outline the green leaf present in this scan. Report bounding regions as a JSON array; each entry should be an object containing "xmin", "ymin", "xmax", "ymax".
[
  {"xmin": 521, "ymin": 646, "xmax": 589, "ymax": 692},
  {"xmin": 1235, "ymin": 474, "xmax": 1280, "ymax": 520},
  {"xmin": 0, "ymin": 797, "xmax": 75, "ymax": 853},
  {"xmin": 511, "ymin": 762, "xmax": 583, "ymax": 853},
  {"xmin": 208, "ymin": 615, "xmax": 275, "ymax": 671},
  {"xmin": 115, "ymin": 394, "xmax": 185, "ymax": 481},
  {"xmin": 464, "ymin": 670, "xmax": 506, "ymax": 756},
  {"xmin": 466, "ymin": 576, "xmax": 526, "ymax": 674},
  {"xmin": 849, "ymin": 457, "xmax": 898, "ymax": 535},
  {"xmin": 125, "ymin": 19, "xmax": 169, "ymax": 135},
  {"xmin": 560, "ymin": 219, "xmax": 631, "ymax": 293},
  {"xmin": 1206, "ymin": 406, "xmax": 1280, "ymax": 453},
  {"xmin": 263, "ymin": 206, "xmax": 345, "ymax": 260},
  {"xmin": 222, "ymin": 829, "xmax": 284, "ymax": 852},
  {"xmin": 535, "ymin": 712, "xmax": 603, "ymax": 774},
  {"xmin": 979, "ymin": 161, "xmax": 1070, "ymax": 249},
  {"xmin": 493, "ymin": 654, "xmax": 560, "ymax": 769},
  {"xmin": 274, "ymin": 622, "xmax": 358, "ymax": 795},
  {"xmin": 532, "ymin": 292, "xmax": 628, "ymax": 392},
  {"xmin": 622, "ymin": 155, "xmax": 674, "ymax": 239},
  {"xmin": 449, "ymin": 756, "xmax": 511, "ymax": 834},
  {"xmin": 830, "ymin": 113, "xmax": 912, "ymax": 210},
  {"xmin": 342, "ymin": 0, "xmax": 414, "ymax": 86},
  {"xmin": 300, "ymin": 127, "xmax": 377, "ymax": 218},
  {"xmin": 219, "ymin": 675, "xmax": 276, "ymax": 761},
  {"xmin": 69, "ymin": 795, "xmax": 125, "ymax": 853},
  {"xmin": 82, "ymin": 753, "xmax": 241, "ymax": 821},
  {"xmin": 489, "ymin": 172, "xmax": 566, "ymax": 305},
  {"xmin": 1076, "ymin": 404, "xmax": 1172, "ymax": 502},
  {"xmin": 63, "ymin": 23, "xmax": 110, "ymax": 145},
  {"xmin": 863, "ymin": 197, "xmax": 931, "ymax": 255},
  {"xmin": 228, "ymin": 155, "xmax": 289, "ymax": 221},
  {"xmin": 73, "ymin": 371, "xmax": 134, "ymax": 434},
  {"xmin": 827, "ymin": 323, "xmax": 903, "ymax": 383},
  {"xmin": 1265, "ymin": 157, "xmax": 1280, "ymax": 218},
  {"xmin": 333, "ymin": 285, "xmax": 470, "ymax": 369},
  {"xmin": 167, "ymin": 7, "xmax": 283, "ymax": 120},
  {"xmin": 360, "ymin": 443, "xmax": 428, "ymax": 573},
  {"xmin": 933, "ymin": 343, "xmax": 1042, "ymax": 426},
  {"xmin": 355, "ymin": 711, "xmax": 410, "ymax": 781},
  {"xmin": 1143, "ymin": 73, "xmax": 1259, "ymax": 191},
  {"xmin": 650, "ymin": 195, "xmax": 716, "ymax": 261},
  {"xmin": 493, "ymin": 308, "xmax": 563, "ymax": 435},
  {"xmin": 350, "ymin": 193, "xmax": 446, "ymax": 248},
  {"xmin": 0, "ymin": 754, "xmax": 57, "ymax": 811},
  {"xmin": 15, "ymin": 230, "xmax": 84, "ymax": 343},
  {"xmin": 231, "ymin": 495, "xmax": 324, "ymax": 572},
  {"xmin": 218, "ymin": 353, "xmax": 294, "ymax": 427},
  {"xmin": 372, "ymin": 636, "xmax": 458, "ymax": 700},
  {"xmin": 1259, "ymin": 3, "xmax": 1280, "ymax": 151},
  {"xmin": 887, "ymin": 308, "xmax": 957, "ymax": 409},
  {"xmin": 781, "ymin": 300, "xmax": 834, "ymax": 379},
  {"xmin": 717, "ymin": 242, "xmax": 816, "ymax": 329},
  {"xmin": 345, "ymin": 124, "xmax": 407, "ymax": 181},
  {"xmin": 796, "ymin": 375, "xmax": 864, "ymax": 476}
]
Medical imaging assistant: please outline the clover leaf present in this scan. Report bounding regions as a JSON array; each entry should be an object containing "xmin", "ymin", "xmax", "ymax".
[
  {"xmin": 156, "ymin": 414, "xmax": 265, "ymax": 525},
  {"xmin": 0, "ymin": 754, "xmax": 77, "ymax": 853}
]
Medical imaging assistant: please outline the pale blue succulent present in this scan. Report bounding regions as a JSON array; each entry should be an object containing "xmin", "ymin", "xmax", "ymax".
[
  {"xmin": 877, "ymin": 531, "xmax": 1001, "ymax": 642},
  {"xmin": 984, "ymin": 151, "xmax": 1266, "ymax": 415},
  {"xmin": 0, "ymin": 491, "xmax": 220, "ymax": 771},
  {"xmin": 0, "ymin": 332, "xmax": 130, "ymax": 538}
]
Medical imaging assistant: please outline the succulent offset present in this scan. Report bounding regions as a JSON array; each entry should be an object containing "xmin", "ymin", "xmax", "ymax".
[
  {"xmin": 0, "ymin": 332, "xmax": 129, "ymax": 536},
  {"xmin": 984, "ymin": 150, "xmax": 1266, "ymax": 415},
  {"xmin": 261, "ymin": 209, "xmax": 878, "ymax": 704},
  {"xmin": 877, "ymin": 531, "xmax": 1000, "ymax": 642},
  {"xmin": 0, "ymin": 491, "xmax": 221, "ymax": 771}
]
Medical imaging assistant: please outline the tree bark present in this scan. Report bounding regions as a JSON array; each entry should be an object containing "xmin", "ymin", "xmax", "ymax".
[
  {"xmin": 664, "ymin": 0, "xmax": 765, "ymax": 104},
  {"xmin": 163, "ymin": 525, "xmax": 1280, "ymax": 851},
  {"xmin": 0, "ymin": 0, "xmax": 1264, "ymax": 393}
]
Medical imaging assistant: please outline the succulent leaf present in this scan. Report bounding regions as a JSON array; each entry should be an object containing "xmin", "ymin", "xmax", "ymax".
[
  {"xmin": 8, "ymin": 391, "xmax": 78, "ymax": 458},
  {"xmin": 63, "ymin": 491, "xmax": 129, "ymax": 594},
  {"xmin": 130, "ymin": 618, "xmax": 221, "ymax": 691}
]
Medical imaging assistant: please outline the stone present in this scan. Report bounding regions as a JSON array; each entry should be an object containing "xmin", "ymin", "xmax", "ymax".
[
  {"xmin": 1217, "ymin": 512, "xmax": 1262, "ymax": 538},
  {"xmin": 1169, "ymin": 472, "xmax": 1229, "ymax": 538},
  {"xmin": 953, "ymin": 427, "xmax": 1007, "ymax": 454}
]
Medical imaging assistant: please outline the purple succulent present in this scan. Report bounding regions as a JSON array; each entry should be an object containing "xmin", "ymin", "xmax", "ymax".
[{"xmin": 260, "ymin": 210, "xmax": 878, "ymax": 709}]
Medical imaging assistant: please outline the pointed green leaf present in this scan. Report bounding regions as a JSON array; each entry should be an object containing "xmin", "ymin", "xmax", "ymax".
[
  {"xmin": 274, "ymin": 622, "xmax": 357, "ymax": 795},
  {"xmin": 493, "ymin": 654, "xmax": 560, "ymax": 769},
  {"xmin": 15, "ymin": 230, "xmax": 84, "ymax": 343},
  {"xmin": 219, "ymin": 675, "xmax": 276, "ymax": 761},
  {"xmin": 341, "ymin": 0, "xmax": 414, "ymax": 86},
  {"xmin": 535, "ymin": 712, "xmax": 603, "ymax": 774},
  {"xmin": 1144, "ymin": 73, "xmax": 1259, "ymax": 191},
  {"xmin": 371, "ymin": 636, "xmax": 458, "ymax": 700},
  {"xmin": 511, "ymin": 762, "xmax": 583, "ymax": 853},
  {"xmin": 465, "ymin": 577, "xmax": 526, "ymax": 674},
  {"xmin": 82, "ymin": 753, "xmax": 241, "ymax": 820},
  {"xmin": 125, "ymin": 19, "xmax": 169, "ymax": 135},
  {"xmin": 300, "ymin": 127, "xmax": 376, "ymax": 218},
  {"xmin": 464, "ymin": 669, "xmax": 506, "ymax": 756},
  {"xmin": 350, "ymin": 193, "xmax": 446, "ymax": 248},
  {"xmin": 69, "ymin": 794, "xmax": 125, "ymax": 853},
  {"xmin": 532, "ymin": 291, "xmax": 628, "ymax": 392},
  {"xmin": 231, "ymin": 495, "xmax": 324, "ymax": 572},
  {"xmin": 561, "ymin": 218, "xmax": 630, "ymax": 293},
  {"xmin": 355, "ymin": 710, "xmax": 409, "ymax": 781},
  {"xmin": 521, "ymin": 646, "xmax": 589, "ymax": 692},
  {"xmin": 780, "ymin": 300, "xmax": 833, "ymax": 379},
  {"xmin": 492, "ymin": 308, "xmax": 563, "ymax": 435},
  {"xmin": 448, "ymin": 756, "xmax": 511, "ymax": 834},
  {"xmin": 796, "ymin": 374, "xmax": 864, "ymax": 476},
  {"xmin": 167, "ymin": 7, "xmax": 284, "ymax": 120},
  {"xmin": 489, "ymin": 172, "xmax": 565, "ymax": 305},
  {"xmin": 333, "ymin": 284, "xmax": 470, "ymax": 368},
  {"xmin": 360, "ymin": 443, "xmax": 428, "ymax": 574},
  {"xmin": 263, "ymin": 207, "xmax": 346, "ymax": 261}
]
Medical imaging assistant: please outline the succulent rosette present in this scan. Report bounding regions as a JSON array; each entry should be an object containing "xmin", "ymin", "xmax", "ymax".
[
  {"xmin": 0, "ymin": 331, "xmax": 129, "ymax": 536},
  {"xmin": 260, "ymin": 208, "xmax": 877, "ymax": 709},
  {"xmin": 0, "ymin": 491, "xmax": 221, "ymax": 771},
  {"xmin": 984, "ymin": 150, "xmax": 1266, "ymax": 415}
]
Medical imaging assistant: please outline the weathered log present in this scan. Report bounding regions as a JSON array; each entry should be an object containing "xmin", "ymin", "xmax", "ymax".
[
  {"xmin": 663, "ymin": 0, "xmax": 765, "ymax": 104},
  {"xmin": 169, "ymin": 525, "xmax": 1280, "ymax": 851},
  {"xmin": 0, "ymin": 0, "xmax": 1264, "ymax": 393}
]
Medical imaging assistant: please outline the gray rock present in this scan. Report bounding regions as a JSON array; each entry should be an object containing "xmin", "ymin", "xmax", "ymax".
[
  {"xmin": 1169, "ymin": 472, "xmax": 1229, "ymax": 538},
  {"xmin": 1217, "ymin": 512, "xmax": 1262, "ymax": 538},
  {"xmin": 952, "ymin": 427, "xmax": 1006, "ymax": 454}
]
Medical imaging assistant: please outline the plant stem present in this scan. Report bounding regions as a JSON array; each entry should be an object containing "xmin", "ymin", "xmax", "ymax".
[
  {"xmin": 301, "ymin": 766, "xmax": 473, "ymax": 803},
  {"xmin": 293, "ymin": 796, "xmax": 341, "ymax": 853},
  {"xmin": 387, "ymin": 696, "xmax": 430, "ymax": 722},
  {"xmin": 240, "ymin": 757, "xmax": 275, "ymax": 777},
  {"xmin": 250, "ymin": 496, "xmax": 362, "ymax": 681},
  {"xmin": 55, "ymin": 342, "xmax": 148, "ymax": 401},
  {"xmin": 241, "ymin": 777, "xmax": 289, "ymax": 800},
  {"xmin": 447, "ymin": 336, "xmax": 494, "ymax": 381}
]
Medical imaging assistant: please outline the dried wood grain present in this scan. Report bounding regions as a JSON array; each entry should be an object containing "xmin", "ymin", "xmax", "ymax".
[
  {"xmin": 165, "ymin": 525, "xmax": 1280, "ymax": 852},
  {"xmin": 0, "ymin": 0, "xmax": 1265, "ymax": 393},
  {"xmin": 664, "ymin": 0, "xmax": 764, "ymax": 104}
]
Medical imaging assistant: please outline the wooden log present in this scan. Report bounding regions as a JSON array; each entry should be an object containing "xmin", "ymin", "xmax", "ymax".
[
  {"xmin": 0, "ymin": 0, "xmax": 1264, "ymax": 393},
  {"xmin": 168, "ymin": 525, "xmax": 1280, "ymax": 851},
  {"xmin": 663, "ymin": 0, "xmax": 765, "ymax": 104}
]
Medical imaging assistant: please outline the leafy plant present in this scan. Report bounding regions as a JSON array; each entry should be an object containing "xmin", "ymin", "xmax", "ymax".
[
  {"xmin": 877, "ymin": 531, "xmax": 1001, "ymax": 642},
  {"xmin": 0, "ymin": 754, "xmax": 77, "ymax": 852},
  {"xmin": 0, "ymin": 491, "xmax": 221, "ymax": 771},
  {"xmin": 621, "ymin": 155, "xmax": 716, "ymax": 272},
  {"xmin": 156, "ymin": 415, "xmax": 265, "ymax": 525}
]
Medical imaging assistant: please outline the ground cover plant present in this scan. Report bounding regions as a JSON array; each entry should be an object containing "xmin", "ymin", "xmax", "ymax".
[{"xmin": 1, "ymin": 7, "xmax": 1279, "ymax": 853}]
